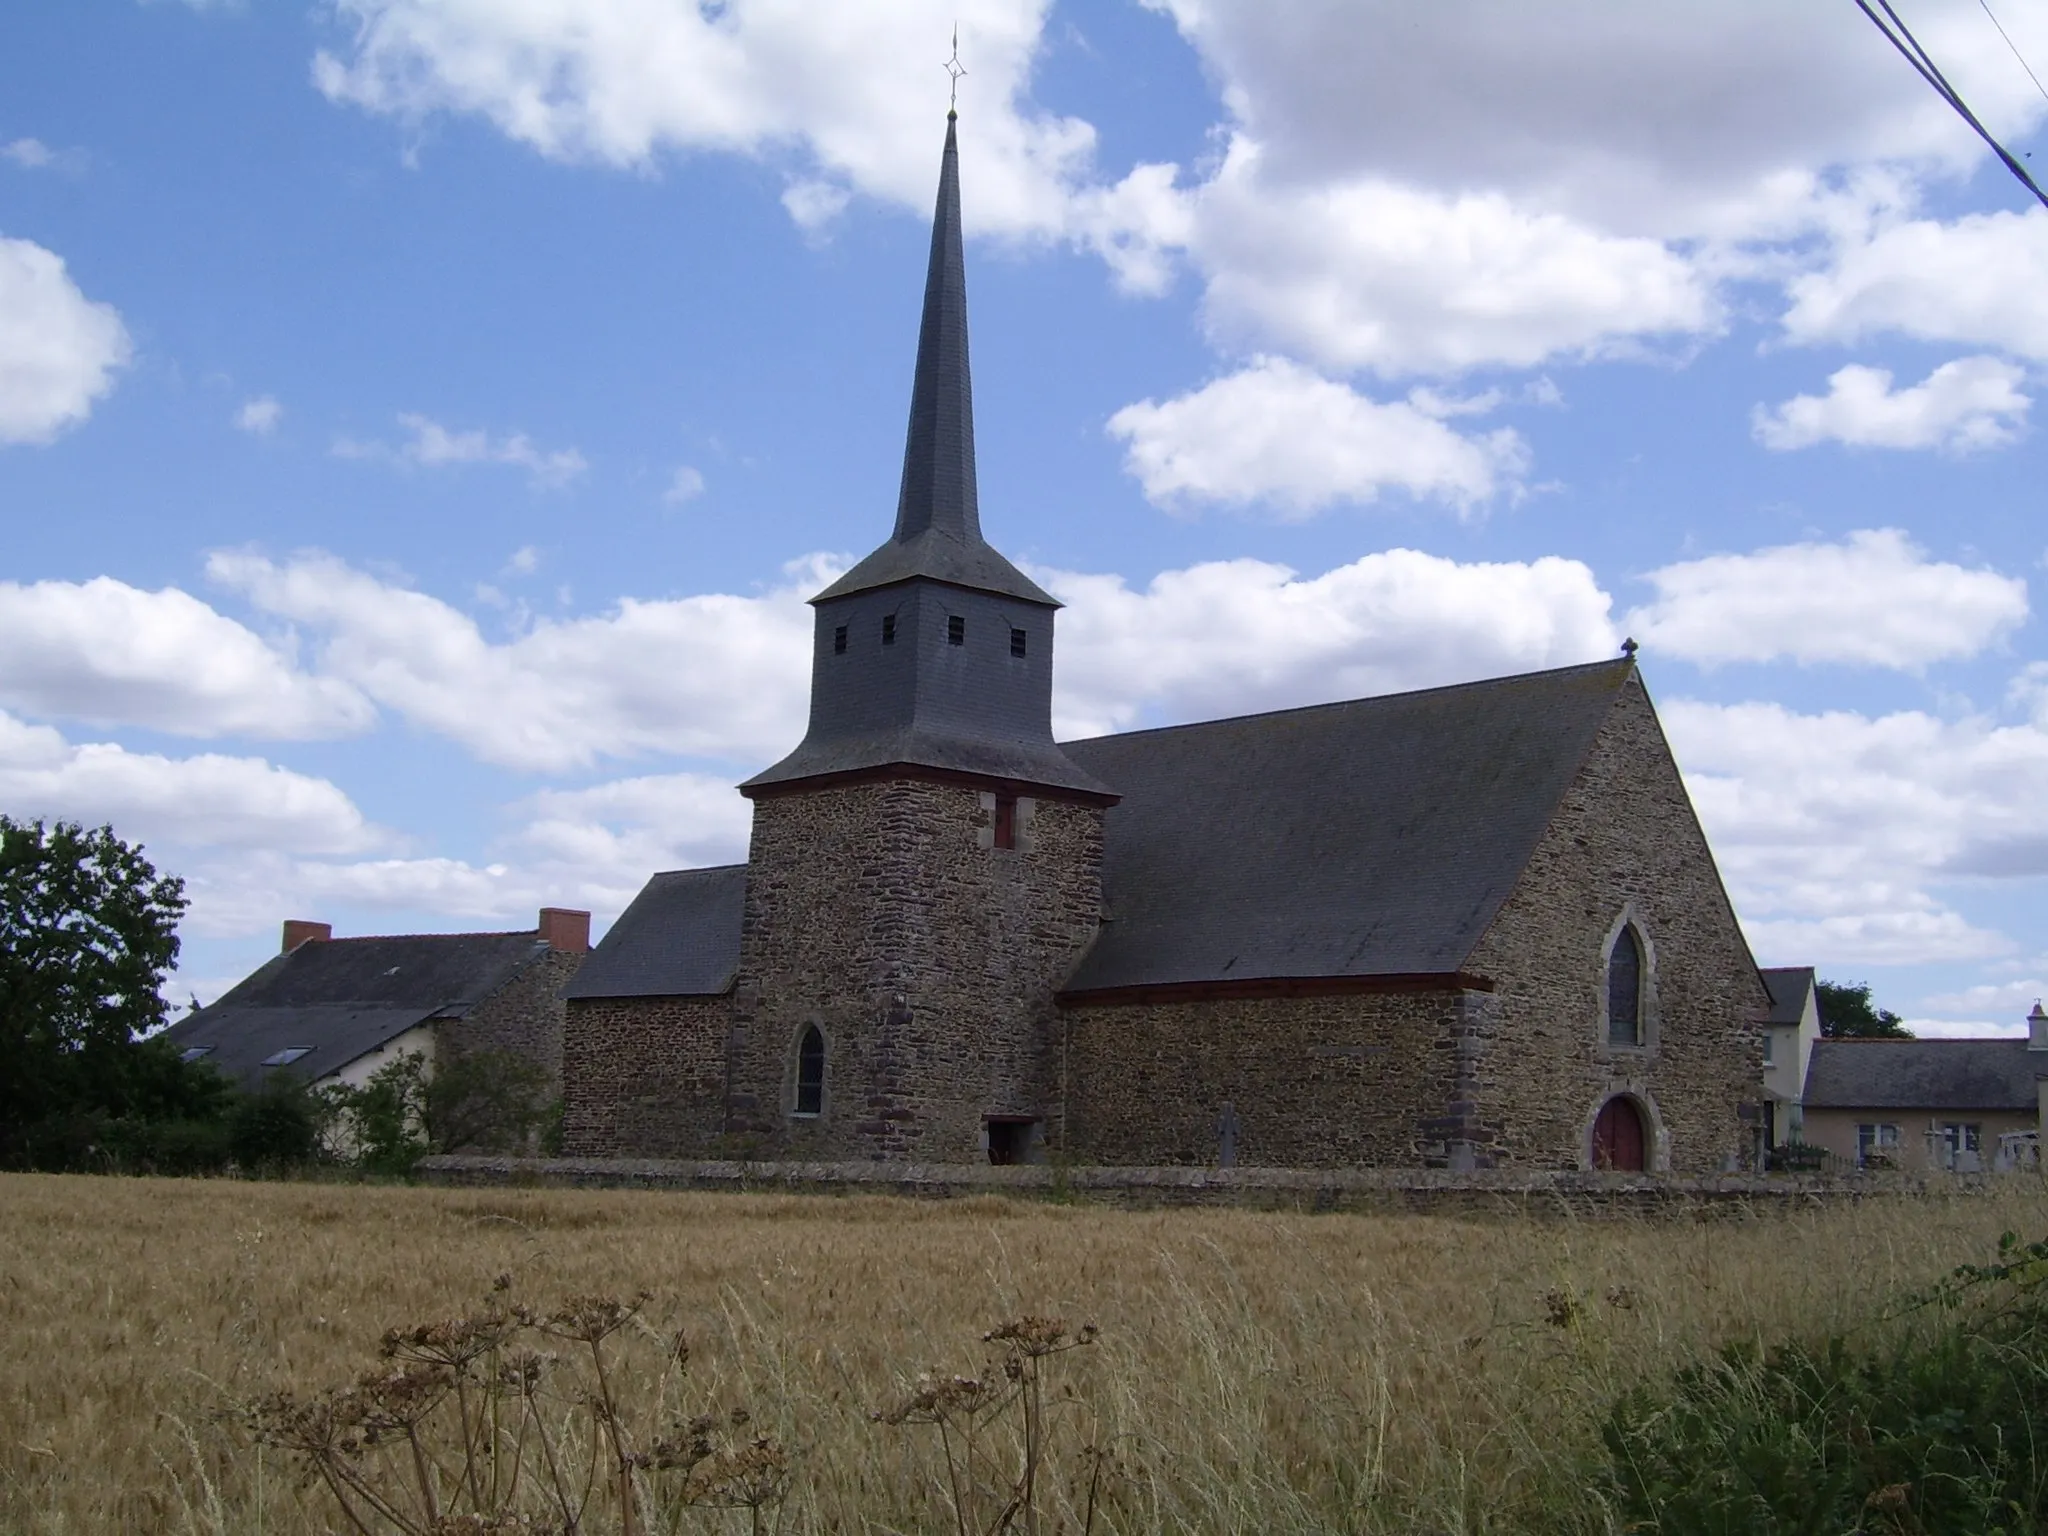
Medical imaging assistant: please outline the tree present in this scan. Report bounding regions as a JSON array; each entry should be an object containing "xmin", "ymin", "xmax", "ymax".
[
  {"xmin": 0, "ymin": 817, "xmax": 218, "ymax": 1167},
  {"xmin": 1815, "ymin": 979, "xmax": 1912, "ymax": 1039},
  {"xmin": 326, "ymin": 1049, "xmax": 552, "ymax": 1176}
]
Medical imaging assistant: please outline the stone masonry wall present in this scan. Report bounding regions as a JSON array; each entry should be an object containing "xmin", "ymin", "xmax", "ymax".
[
  {"xmin": 725, "ymin": 779, "xmax": 1103, "ymax": 1161},
  {"xmin": 560, "ymin": 994, "xmax": 732, "ymax": 1158},
  {"xmin": 442, "ymin": 946, "xmax": 585, "ymax": 1095},
  {"xmin": 1061, "ymin": 988, "xmax": 1469, "ymax": 1167},
  {"xmin": 1464, "ymin": 671, "xmax": 1767, "ymax": 1174}
]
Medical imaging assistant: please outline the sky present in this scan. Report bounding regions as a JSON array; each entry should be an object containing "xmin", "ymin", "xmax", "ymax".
[{"xmin": 3, "ymin": 0, "xmax": 2047, "ymax": 1036}]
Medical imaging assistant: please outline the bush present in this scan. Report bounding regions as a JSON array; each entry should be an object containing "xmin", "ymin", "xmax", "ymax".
[
  {"xmin": 228, "ymin": 1074, "xmax": 329, "ymax": 1172},
  {"xmin": 1605, "ymin": 1231, "xmax": 2048, "ymax": 1533}
]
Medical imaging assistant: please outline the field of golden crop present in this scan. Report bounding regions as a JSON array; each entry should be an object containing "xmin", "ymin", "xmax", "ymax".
[{"xmin": 3, "ymin": 1174, "xmax": 2045, "ymax": 1534}]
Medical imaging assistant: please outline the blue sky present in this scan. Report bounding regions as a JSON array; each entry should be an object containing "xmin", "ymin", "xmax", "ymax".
[{"xmin": 4, "ymin": 0, "xmax": 2047, "ymax": 1034}]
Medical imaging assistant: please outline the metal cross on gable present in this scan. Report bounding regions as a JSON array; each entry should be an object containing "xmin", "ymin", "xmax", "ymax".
[{"xmin": 944, "ymin": 26, "xmax": 967, "ymax": 111}]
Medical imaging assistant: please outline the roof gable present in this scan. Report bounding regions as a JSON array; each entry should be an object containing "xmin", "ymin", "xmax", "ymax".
[
  {"xmin": 566, "ymin": 865, "xmax": 746, "ymax": 1000},
  {"xmin": 1761, "ymin": 966, "xmax": 1816, "ymax": 1026},
  {"xmin": 1060, "ymin": 659, "xmax": 1633, "ymax": 993}
]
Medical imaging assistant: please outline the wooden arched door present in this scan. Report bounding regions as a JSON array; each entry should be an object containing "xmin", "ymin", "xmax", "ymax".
[{"xmin": 1592, "ymin": 1096, "xmax": 1646, "ymax": 1172}]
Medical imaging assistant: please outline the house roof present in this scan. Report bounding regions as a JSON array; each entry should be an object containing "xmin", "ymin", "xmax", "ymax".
[
  {"xmin": 1059, "ymin": 658, "xmax": 1636, "ymax": 994},
  {"xmin": 160, "ymin": 929, "xmax": 547, "ymax": 1088},
  {"xmin": 1760, "ymin": 966, "xmax": 1816, "ymax": 1026},
  {"xmin": 564, "ymin": 865, "xmax": 747, "ymax": 1000},
  {"xmin": 811, "ymin": 115, "xmax": 1052, "ymax": 611},
  {"xmin": 1802, "ymin": 1038, "xmax": 2046, "ymax": 1112}
]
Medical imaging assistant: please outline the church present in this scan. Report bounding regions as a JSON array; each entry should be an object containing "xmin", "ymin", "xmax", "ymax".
[{"xmin": 559, "ymin": 114, "xmax": 1768, "ymax": 1175}]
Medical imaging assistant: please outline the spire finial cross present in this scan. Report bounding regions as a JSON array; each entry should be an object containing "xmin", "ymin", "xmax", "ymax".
[
  {"xmin": 944, "ymin": 25, "xmax": 966, "ymax": 114},
  {"xmin": 1620, "ymin": 636, "xmax": 1639, "ymax": 659}
]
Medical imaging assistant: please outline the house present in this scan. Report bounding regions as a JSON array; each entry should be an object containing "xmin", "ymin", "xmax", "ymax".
[
  {"xmin": 1760, "ymin": 966, "xmax": 1822, "ymax": 1147},
  {"xmin": 164, "ymin": 908, "xmax": 590, "ymax": 1095},
  {"xmin": 556, "ymin": 113, "xmax": 1769, "ymax": 1175},
  {"xmin": 1799, "ymin": 1002, "xmax": 2048, "ymax": 1172}
]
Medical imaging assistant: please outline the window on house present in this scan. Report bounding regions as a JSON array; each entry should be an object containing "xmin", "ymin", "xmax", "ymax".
[
  {"xmin": 261, "ymin": 1047, "xmax": 311, "ymax": 1068},
  {"xmin": 179, "ymin": 1045, "xmax": 214, "ymax": 1063},
  {"xmin": 1010, "ymin": 627, "xmax": 1027, "ymax": 658},
  {"xmin": 1762, "ymin": 1031, "xmax": 1775, "ymax": 1065},
  {"xmin": 794, "ymin": 1025, "xmax": 824, "ymax": 1117},
  {"xmin": 1938, "ymin": 1121, "xmax": 1982, "ymax": 1169},
  {"xmin": 881, "ymin": 615, "xmax": 896, "ymax": 646},
  {"xmin": 833, "ymin": 625, "xmax": 848, "ymax": 654},
  {"xmin": 1857, "ymin": 1122, "xmax": 1901, "ymax": 1167},
  {"xmin": 993, "ymin": 795, "xmax": 1017, "ymax": 850},
  {"xmin": 1606, "ymin": 925, "xmax": 1643, "ymax": 1046},
  {"xmin": 948, "ymin": 614, "xmax": 966, "ymax": 646}
]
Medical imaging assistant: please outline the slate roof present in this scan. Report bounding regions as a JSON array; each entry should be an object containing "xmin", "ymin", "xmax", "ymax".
[
  {"xmin": 1059, "ymin": 659, "xmax": 1636, "ymax": 993},
  {"xmin": 160, "ymin": 930, "xmax": 547, "ymax": 1089},
  {"xmin": 564, "ymin": 865, "xmax": 747, "ymax": 1001},
  {"xmin": 812, "ymin": 114, "xmax": 1053, "ymax": 610},
  {"xmin": 1803, "ymin": 1038, "xmax": 2046, "ymax": 1112},
  {"xmin": 1760, "ymin": 966, "xmax": 1816, "ymax": 1026}
]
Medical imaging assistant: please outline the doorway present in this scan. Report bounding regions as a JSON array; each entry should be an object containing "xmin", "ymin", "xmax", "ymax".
[
  {"xmin": 986, "ymin": 1118, "xmax": 1039, "ymax": 1165},
  {"xmin": 1592, "ymin": 1096, "xmax": 1647, "ymax": 1172}
]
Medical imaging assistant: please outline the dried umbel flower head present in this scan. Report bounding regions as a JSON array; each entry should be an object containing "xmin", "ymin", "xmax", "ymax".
[
  {"xmin": 682, "ymin": 1437, "xmax": 792, "ymax": 1510},
  {"xmin": 380, "ymin": 1305, "xmax": 516, "ymax": 1369},
  {"xmin": 354, "ymin": 1363, "xmax": 457, "ymax": 1431},
  {"xmin": 984, "ymin": 1316, "xmax": 1098, "ymax": 1359},
  {"xmin": 647, "ymin": 1413, "xmax": 719, "ymax": 1473},
  {"xmin": 874, "ymin": 1372, "xmax": 1004, "ymax": 1426},
  {"xmin": 535, "ymin": 1292, "xmax": 650, "ymax": 1344}
]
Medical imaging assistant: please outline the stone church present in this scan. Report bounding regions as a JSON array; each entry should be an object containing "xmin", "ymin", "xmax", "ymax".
[{"xmin": 560, "ymin": 115, "xmax": 1768, "ymax": 1175}]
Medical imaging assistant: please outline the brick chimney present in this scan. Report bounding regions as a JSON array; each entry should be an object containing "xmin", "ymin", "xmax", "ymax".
[
  {"xmin": 538, "ymin": 907, "xmax": 590, "ymax": 954},
  {"xmin": 282, "ymin": 919, "xmax": 332, "ymax": 953},
  {"xmin": 2029, "ymin": 1000, "xmax": 2047, "ymax": 1052}
]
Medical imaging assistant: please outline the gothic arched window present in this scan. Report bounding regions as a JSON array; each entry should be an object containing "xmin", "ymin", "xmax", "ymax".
[
  {"xmin": 1607, "ymin": 926, "xmax": 1644, "ymax": 1047},
  {"xmin": 794, "ymin": 1025, "xmax": 825, "ymax": 1117}
]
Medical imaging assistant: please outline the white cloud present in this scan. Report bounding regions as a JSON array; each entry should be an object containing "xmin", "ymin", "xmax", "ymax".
[
  {"xmin": 0, "ymin": 235, "xmax": 130, "ymax": 445},
  {"xmin": 1107, "ymin": 358, "xmax": 1529, "ymax": 516},
  {"xmin": 0, "ymin": 575, "xmax": 375, "ymax": 738},
  {"xmin": 207, "ymin": 549, "xmax": 822, "ymax": 771},
  {"xmin": 1754, "ymin": 357, "xmax": 2030, "ymax": 453},
  {"xmin": 664, "ymin": 465, "xmax": 706, "ymax": 504},
  {"xmin": 2, "ymin": 139, "xmax": 55, "ymax": 169},
  {"xmin": 512, "ymin": 773, "xmax": 751, "ymax": 885},
  {"xmin": 1782, "ymin": 208, "xmax": 2048, "ymax": 361},
  {"xmin": 1916, "ymin": 977, "xmax": 2047, "ymax": 1025},
  {"xmin": 1625, "ymin": 530, "xmax": 2029, "ymax": 670},
  {"xmin": 1666, "ymin": 698, "xmax": 2048, "ymax": 966},
  {"xmin": 335, "ymin": 412, "xmax": 587, "ymax": 487},
  {"xmin": 1044, "ymin": 548, "xmax": 1616, "ymax": 737},
  {"xmin": 505, "ymin": 544, "xmax": 539, "ymax": 575},
  {"xmin": 234, "ymin": 395, "xmax": 283, "ymax": 434},
  {"xmin": 0, "ymin": 710, "xmax": 378, "ymax": 856}
]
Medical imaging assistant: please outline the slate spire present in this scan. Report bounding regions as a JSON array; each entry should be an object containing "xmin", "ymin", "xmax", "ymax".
[{"xmin": 811, "ymin": 113, "xmax": 1054, "ymax": 607}]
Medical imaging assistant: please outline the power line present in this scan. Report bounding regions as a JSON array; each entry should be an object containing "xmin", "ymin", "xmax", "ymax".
[
  {"xmin": 1854, "ymin": 0, "xmax": 2048, "ymax": 210},
  {"xmin": 1977, "ymin": 0, "xmax": 2048, "ymax": 111}
]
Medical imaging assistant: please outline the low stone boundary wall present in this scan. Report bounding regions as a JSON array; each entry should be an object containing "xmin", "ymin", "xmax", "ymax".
[{"xmin": 415, "ymin": 1155, "xmax": 2013, "ymax": 1218}]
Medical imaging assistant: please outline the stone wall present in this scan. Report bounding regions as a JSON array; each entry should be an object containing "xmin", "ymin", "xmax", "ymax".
[
  {"xmin": 725, "ymin": 778, "xmax": 1103, "ymax": 1161},
  {"xmin": 443, "ymin": 945, "xmax": 585, "ymax": 1094},
  {"xmin": 1464, "ymin": 671, "xmax": 1767, "ymax": 1174},
  {"xmin": 560, "ymin": 994, "xmax": 732, "ymax": 1158},
  {"xmin": 1062, "ymin": 988, "xmax": 1469, "ymax": 1166}
]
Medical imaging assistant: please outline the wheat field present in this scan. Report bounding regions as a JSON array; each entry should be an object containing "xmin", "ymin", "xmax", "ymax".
[{"xmin": 2, "ymin": 1174, "xmax": 2044, "ymax": 1534}]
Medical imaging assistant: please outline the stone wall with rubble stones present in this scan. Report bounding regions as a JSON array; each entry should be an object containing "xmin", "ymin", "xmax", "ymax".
[
  {"xmin": 1061, "ymin": 987, "xmax": 1472, "ymax": 1166},
  {"xmin": 559, "ymin": 994, "xmax": 732, "ymax": 1158},
  {"xmin": 724, "ymin": 778, "xmax": 1104, "ymax": 1161},
  {"xmin": 1462, "ymin": 670, "xmax": 1768, "ymax": 1175},
  {"xmin": 440, "ymin": 946, "xmax": 586, "ymax": 1095}
]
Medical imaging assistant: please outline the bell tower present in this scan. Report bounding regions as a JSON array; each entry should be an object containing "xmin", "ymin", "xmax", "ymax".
[{"xmin": 724, "ymin": 113, "xmax": 1114, "ymax": 1162}]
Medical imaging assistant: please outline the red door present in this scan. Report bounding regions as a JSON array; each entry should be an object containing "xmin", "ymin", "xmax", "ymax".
[{"xmin": 1592, "ymin": 1097, "xmax": 1646, "ymax": 1172}]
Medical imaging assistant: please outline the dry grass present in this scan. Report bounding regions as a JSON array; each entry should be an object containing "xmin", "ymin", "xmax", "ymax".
[{"xmin": 3, "ymin": 1174, "xmax": 2045, "ymax": 1534}]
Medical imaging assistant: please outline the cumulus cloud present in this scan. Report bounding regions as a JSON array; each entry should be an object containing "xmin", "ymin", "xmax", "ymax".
[
  {"xmin": 0, "ymin": 575, "xmax": 375, "ymax": 738},
  {"xmin": 1665, "ymin": 698, "xmax": 2048, "ymax": 966},
  {"xmin": 1044, "ymin": 548, "xmax": 1616, "ymax": 737},
  {"xmin": 235, "ymin": 395, "xmax": 283, "ymax": 434},
  {"xmin": 335, "ymin": 412, "xmax": 587, "ymax": 487},
  {"xmin": 207, "ymin": 549, "xmax": 822, "ymax": 771},
  {"xmin": 664, "ymin": 465, "xmax": 706, "ymax": 504},
  {"xmin": 2, "ymin": 138, "xmax": 55, "ymax": 169},
  {"xmin": 1625, "ymin": 530, "xmax": 2029, "ymax": 670},
  {"xmin": 1753, "ymin": 357, "xmax": 2030, "ymax": 452},
  {"xmin": 1107, "ymin": 358, "xmax": 1530, "ymax": 516},
  {"xmin": 0, "ymin": 235, "xmax": 131, "ymax": 445},
  {"xmin": 0, "ymin": 710, "xmax": 378, "ymax": 856}
]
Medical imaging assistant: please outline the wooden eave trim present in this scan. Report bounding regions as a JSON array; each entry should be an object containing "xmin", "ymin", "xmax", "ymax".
[
  {"xmin": 1057, "ymin": 971, "xmax": 1496, "ymax": 1009},
  {"xmin": 742, "ymin": 761, "xmax": 1120, "ymax": 808}
]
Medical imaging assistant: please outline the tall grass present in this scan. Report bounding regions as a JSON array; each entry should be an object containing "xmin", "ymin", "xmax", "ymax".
[{"xmin": 1, "ymin": 1174, "xmax": 2043, "ymax": 1533}]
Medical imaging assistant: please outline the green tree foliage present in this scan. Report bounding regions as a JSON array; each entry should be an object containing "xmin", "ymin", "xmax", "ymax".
[
  {"xmin": 1606, "ymin": 1232, "xmax": 2048, "ymax": 1533},
  {"xmin": 0, "ymin": 816, "xmax": 228, "ymax": 1169},
  {"xmin": 326, "ymin": 1048, "xmax": 552, "ymax": 1177},
  {"xmin": 1815, "ymin": 979, "xmax": 1912, "ymax": 1039}
]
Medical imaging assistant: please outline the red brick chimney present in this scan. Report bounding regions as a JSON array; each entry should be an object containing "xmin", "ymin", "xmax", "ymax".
[
  {"xmin": 282, "ymin": 919, "xmax": 332, "ymax": 953},
  {"xmin": 538, "ymin": 907, "xmax": 590, "ymax": 953}
]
